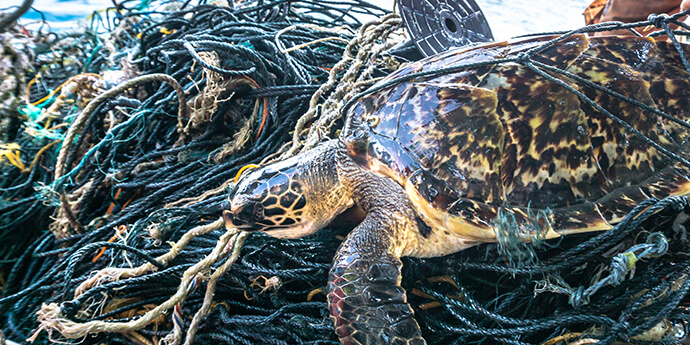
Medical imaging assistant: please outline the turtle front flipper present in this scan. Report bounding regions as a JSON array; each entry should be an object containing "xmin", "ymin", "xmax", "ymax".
[{"xmin": 328, "ymin": 214, "xmax": 425, "ymax": 345}]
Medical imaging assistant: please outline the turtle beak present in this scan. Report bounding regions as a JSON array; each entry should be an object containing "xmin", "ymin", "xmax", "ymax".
[
  {"xmin": 223, "ymin": 195, "xmax": 242, "ymax": 229},
  {"xmin": 223, "ymin": 195, "xmax": 262, "ymax": 231},
  {"xmin": 223, "ymin": 209, "xmax": 236, "ymax": 230},
  {"xmin": 223, "ymin": 199, "xmax": 243, "ymax": 229},
  {"xmin": 223, "ymin": 209, "xmax": 265, "ymax": 231}
]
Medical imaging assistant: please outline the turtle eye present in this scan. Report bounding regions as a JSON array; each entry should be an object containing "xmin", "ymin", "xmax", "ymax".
[
  {"xmin": 228, "ymin": 178, "xmax": 268, "ymax": 204},
  {"xmin": 247, "ymin": 181, "xmax": 269, "ymax": 200}
]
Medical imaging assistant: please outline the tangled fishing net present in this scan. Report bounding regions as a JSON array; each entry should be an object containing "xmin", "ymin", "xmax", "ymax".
[{"xmin": 1, "ymin": 1, "xmax": 690, "ymax": 344}]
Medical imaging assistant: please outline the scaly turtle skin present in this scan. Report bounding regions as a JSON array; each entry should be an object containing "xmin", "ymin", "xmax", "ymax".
[{"xmin": 223, "ymin": 35, "xmax": 690, "ymax": 345}]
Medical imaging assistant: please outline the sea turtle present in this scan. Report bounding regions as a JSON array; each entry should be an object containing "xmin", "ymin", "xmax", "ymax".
[{"xmin": 223, "ymin": 34, "xmax": 690, "ymax": 344}]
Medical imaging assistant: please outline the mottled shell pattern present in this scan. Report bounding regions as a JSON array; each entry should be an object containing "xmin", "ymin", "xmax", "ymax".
[{"xmin": 342, "ymin": 34, "xmax": 690, "ymax": 252}]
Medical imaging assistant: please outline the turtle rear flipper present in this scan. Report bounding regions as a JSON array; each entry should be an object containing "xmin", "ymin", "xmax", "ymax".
[{"xmin": 328, "ymin": 215, "xmax": 424, "ymax": 345}]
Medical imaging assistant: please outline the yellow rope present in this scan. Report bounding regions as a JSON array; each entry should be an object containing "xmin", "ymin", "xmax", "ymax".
[
  {"xmin": 25, "ymin": 140, "xmax": 61, "ymax": 173},
  {"xmin": 234, "ymin": 164, "xmax": 259, "ymax": 183},
  {"xmin": 0, "ymin": 143, "xmax": 26, "ymax": 171},
  {"xmin": 541, "ymin": 332, "xmax": 584, "ymax": 345}
]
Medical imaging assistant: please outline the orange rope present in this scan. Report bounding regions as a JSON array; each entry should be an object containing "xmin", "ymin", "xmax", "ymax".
[
  {"xmin": 104, "ymin": 188, "xmax": 123, "ymax": 216},
  {"xmin": 256, "ymin": 98, "xmax": 269, "ymax": 139},
  {"xmin": 120, "ymin": 190, "xmax": 139, "ymax": 210},
  {"xmin": 92, "ymin": 225, "xmax": 128, "ymax": 262},
  {"xmin": 94, "ymin": 188, "xmax": 139, "ymax": 229},
  {"xmin": 25, "ymin": 75, "xmax": 40, "ymax": 105},
  {"xmin": 28, "ymin": 73, "xmax": 103, "ymax": 106},
  {"xmin": 239, "ymin": 76, "xmax": 269, "ymax": 140}
]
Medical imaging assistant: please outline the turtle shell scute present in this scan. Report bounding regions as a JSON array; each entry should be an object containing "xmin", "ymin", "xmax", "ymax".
[{"xmin": 342, "ymin": 34, "xmax": 690, "ymax": 233}]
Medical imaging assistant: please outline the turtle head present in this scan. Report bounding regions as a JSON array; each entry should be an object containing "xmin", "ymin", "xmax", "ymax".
[
  {"xmin": 224, "ymin": 141, "xmax": 352, "ymax": 239},
  {"xmin": 225, "ymin": 159, "xmax": 311, "ymax": 237}
]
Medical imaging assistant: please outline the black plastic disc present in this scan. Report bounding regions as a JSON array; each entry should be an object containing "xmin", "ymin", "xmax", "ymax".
[{"xmin": 398, "ymin": 0, "xmax": 494, "ymax": 57}]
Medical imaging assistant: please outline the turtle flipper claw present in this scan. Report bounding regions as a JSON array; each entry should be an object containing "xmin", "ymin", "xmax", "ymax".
[{"xmin": 327, "ymin": 222, "xmax": 425, "ymax": 345}]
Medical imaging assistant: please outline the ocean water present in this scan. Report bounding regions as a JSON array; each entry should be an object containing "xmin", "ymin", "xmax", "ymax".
[
  {"xmin": 5, "ymin": 0, "xmax": 593, "ymax": 38},
  {"xmin": 479, "ymin": 0, "xmax": 593, "ymax": 39}
]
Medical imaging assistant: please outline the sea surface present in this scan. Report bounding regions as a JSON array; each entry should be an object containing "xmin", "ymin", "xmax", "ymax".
[{"xmin": 5, "ymin": 0, "xmax": 593, "ymax": 38}]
